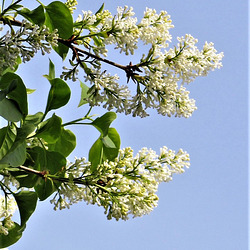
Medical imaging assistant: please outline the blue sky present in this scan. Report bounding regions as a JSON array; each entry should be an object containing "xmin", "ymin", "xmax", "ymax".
[{"xmin": 9, "ymin": 0, "xmax": 248, "ymax": 249}]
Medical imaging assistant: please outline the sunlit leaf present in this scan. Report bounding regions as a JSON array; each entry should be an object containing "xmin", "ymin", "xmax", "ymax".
[
  {"xmin": 45, "ymin": 78, "xmax": 71, "ymax": 115},
  {"xmin": 18, "ymin": 5, "xmax": 45, "ymax": 26},
  {"xmin": 45, "ymin": 1, "xmax": 73, "ymax": 59},
  {"xmin": 48, "ymin": 128, "xmax": 76, "ymax": 157},
  {"xmin": 91, "ymin": 112, "xmax": 117, "ymax": 136},
  {"xmin": 36, "ymin": 114, "xmax": 62, "ymax": 144},
  {"xmin": 89, "ymin": 138, "xmax": 103, "ymax": 172}
]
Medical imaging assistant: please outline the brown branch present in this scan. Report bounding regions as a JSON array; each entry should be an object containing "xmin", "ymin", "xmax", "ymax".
[
  {"xmin": 18, "ymin": 165, "xmax": 47, "ymax": 178},
  {"xmin": 58, "ymin": 38, "xmax": 143, "ymax": 82}
]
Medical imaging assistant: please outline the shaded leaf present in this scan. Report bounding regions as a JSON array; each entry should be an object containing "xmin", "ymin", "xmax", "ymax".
[
  {"xmin": 0, "ymin": 72, "xmax": 28, "ymax": 116},
  {"xmin": 14, "ymin": 191, "xmax": 38, "ymax": 227},
  {"xmin": 0, "ymin": 129, "xmax": 26, "ymax": 167},
  {"xmin": 0, "ymin": 97, "xmax": 23, "ymax": 122},
  {"xmin": 0, "ymin": 124, "xmax": 17, "ymax": 160},
  {"xmin": 35, "ymin": 177, "xmax": 55, "ymax": 201},
  {"xmin": 0, "ymin": 222, "xmax": 23, "ymax": 248}
]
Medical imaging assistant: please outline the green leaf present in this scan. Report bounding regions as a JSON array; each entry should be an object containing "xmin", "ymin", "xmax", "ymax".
[
  {"xmin": 43, "ymin": 59, "xmax": 55, "ymax": 81},
  {"xmin": 0, "ymin": 222, "xmax": 23, "ymax": 248},
  {"xmin": 78, "ymin": 81, "xmax": 91, "ymax": 107},
  {"xmin": 36, "ymin": 114, "xmax": 62, "ymax": 144},
  {"xmin": 26, "ymin": 88, "xmax": 36, "ymax": 94},
  {"xmin": 22, "ymin": 112, "xmax": 44, "ymax": 137},
  {"xmin": 28, "ymin": 146, "xmax": 66, "ymax": 174},
  {"xmin": 0, "ymin": 97, "xmax": 23, "ymax": 122},
  {"xmin": 25, "ymin": 112, "xmax": 43, "ymax": 126},
  {"xmin": 0, "ymin": 72, "xmax": 28, "ymax": 116},
  {"xmin": 0, "ymin": 124, "xmax": 17, "ymax": 160},
  {"xmin": 18, "ymin": 5, "xmax": 45, "ymax": 26},
  {"xmin": 45, "ymin": 150, "xmax": 66, "ymax": 174},
  {"xmin": 95, "ymin": 3, "xmax": 105, "ymax": 15},
  {"xmin": 45, "ymin": 1, "xmax": 73, "ymax": 59},
  {"xmin": 48, "ymin": 59, "xmax": 55, "ymax": 80},
  {"xmin": 10, "ymin": 146, "xmax": 66, "ymax": 189},
  {"xmin": 103, "ymin": 128, "xmax": 120, "ymax": 161},
  {"xmin": 89, "ymin": 138, "xmax": 103, "ymax": 172},
  {"xmin": 48, "ymin": 128, "xmax": 76, "ymax": 157},
  {"xmin": 45, "ymin": 78, "xmax": 71, "ymax": 115},
  {"xmin": 0, "ymin": 129, "xmax": 26, "ymax": 167},
  {"xmin": 91, "ymin": 112, "xmax": 117, "ymax": 136},
  {"xmin": 14, "ymin": 191, "xmax": 38, "ymax": 227},
  {"xmin": 35, "ymin": 177, "xmax": 55, "ymax": 201},
  {"xmin": 9, "ymin": 169, "xmax": 39, "ymax": 188}
]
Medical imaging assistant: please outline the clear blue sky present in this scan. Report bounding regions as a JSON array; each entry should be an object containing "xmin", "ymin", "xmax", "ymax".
[{"xmin": 9, "ymin": 0, "xmax": 248, "ymax": 249}]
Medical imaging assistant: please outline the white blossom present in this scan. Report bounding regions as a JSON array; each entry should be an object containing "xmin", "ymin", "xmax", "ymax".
[
  {"xmin": 138, "ymin": 8, "xmax": 174, "ymax": 48},
  {"xmin": 0, "ymin": 20, "xmax": 58, "ymax": 74},
  {"xmin": 72, "ymin": 7, "xmax": 223, "ymax": 118},
  {"xmin": 0, "ymin": 195, "xmax": 17, "ymax": 236},
  {"xmin": 65, "ymin": 0, "xmax": 78, "ymax": 13},
  {"xmin": 50, "ymin": 147, "xmax": 190, "ymax": 220}
]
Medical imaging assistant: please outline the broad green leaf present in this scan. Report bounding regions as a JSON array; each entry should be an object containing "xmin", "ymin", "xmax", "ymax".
[
  {"xmin": 48, "ymin": 128, "xmax": 76, "ymax": 157},
  {"xmin": 14, "ymin": 191, "xmax": 38, "ymax": 227},
  {"xmin": 36, "ymin": 114, "xmax": 62, "ymax": 143},
  {"xmin": 18, "ymin": 5, "xmax": 45, "ymax": 26},
  {"xmin": 45, "ymin": 1, "xmax": 73, "ymax": 59},
  {"xmin": 0, "ymin": 72, "xmax": 28, "ymax": 116},
  {"xmin": 45, "ymin": 78, "xmax": 71, "ymax": 115},
  {"xmin": 24, "ymin": 112, "xmax": 43, "ymax": 126},
  {"xmin": 103, "ymin": 128, "xmax": 120, "ymax": 161},
  {"xmin": 22, "ymin": 112, "xmax": 44, "ymax": 137},
  {"xmin": 89, "ymin": 138, "xmax": 103, "ymax": 172},
  {"xmin": 46, "ymin": 150, "xmax": 66, "ymax": 174},
  {"xmin": 0, "ymin": 97, "xmax": 23, "ymax": 122},
  {"xmin": 35, "ymin": 177, "xmax": 55, "ymax": 201},
  {"xmin": 91, "ymin": 112, "xmax": 117, "ymax": 136},
  {"xmin": 0, "ymin": 124, "xmax": 17, "ymax": 160},
  {"xmin": 28, "ymin": 147, "xmax": 66, "ymax": 174},
  {"xmin": 9, "ymin": 146, "xmax": 66, "ymax": 189},
  {"xmin": 0, "ymin": 129, "xmax": 26, "ymax": 167},
  {"xmin": 0, "ymin": 222, "xmax": 23, "ymax": 248},
  {"xmin": 78, "ymin": 81, "xmax": 91, "ymax": 107}
]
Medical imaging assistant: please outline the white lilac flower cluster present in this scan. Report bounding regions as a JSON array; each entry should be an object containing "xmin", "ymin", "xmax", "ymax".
[
  {"xmin": 72, "ymin": 6, "xmax": 223, "ymax": 118},
  {"xmin": 65, "ymin": 0, "xmax": 78, "ymax": 13},
  {"xmin": 50, "ymin": 147, "xmax": 190, "ymax": 220},
  {"xmin": 0, "ymin": 195, "xmax": 17, "ymax": 235},
  {"xmin": 0, "ymin": 20, "xmax": 58, "ymax": 75},
  {"xmin": 76, "ymin": 6, "xmax": 173, "ymax": 55},
  {"xmin": 83, "ymin": 68, "xmax": 131, "ymax": 114}
]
